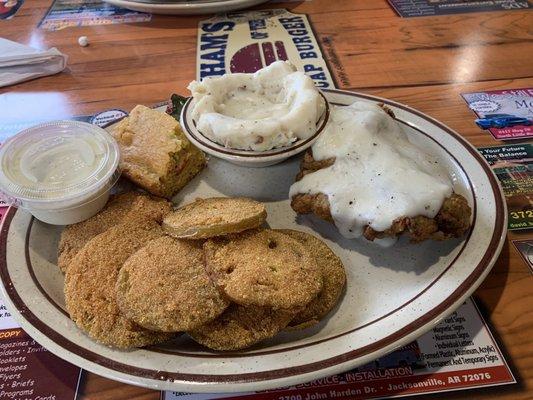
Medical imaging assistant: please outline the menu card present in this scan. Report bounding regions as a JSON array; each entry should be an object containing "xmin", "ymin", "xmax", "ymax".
[
  {"xmin": 478, "ymin": 144, "xmax": 533, "ymax": 231},
  {"xmin": 462, "ymin": 88, "xmax": 533, "ymax": 141}
]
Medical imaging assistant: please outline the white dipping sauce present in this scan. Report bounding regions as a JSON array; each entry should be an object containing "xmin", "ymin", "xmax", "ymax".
[
  {"xmin": 289, "ymin": 102, "xmax": 453, "ymax": 241},
  {"xmin": 14, "ymin": 134, "xmax": 104, "ymax": 189},
  {"xmin": 0, "ymin": 121, "xmax": 120, "ymax": 225},
  {"xmin": 188, "ymin": 61, "xmax": 325, "ymax": 151}
]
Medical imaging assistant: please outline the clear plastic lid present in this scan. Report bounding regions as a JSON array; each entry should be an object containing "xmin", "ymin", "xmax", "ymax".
[{"xmin": 0, "ymin": 120, "xmax": 120, "ymax": 208}]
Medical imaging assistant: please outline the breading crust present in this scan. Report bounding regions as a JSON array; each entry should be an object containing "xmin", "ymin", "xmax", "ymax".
[
  {"xmin": 163, "ymin": 197, "xmax": 267, "ymax": 239},
  {"xmin": 58, "ymin": 192, "xmax": 171, "ymax": 273},
  {"xmin": 291, "ymin": 150, "xmax": 471, "ymax": 243}
]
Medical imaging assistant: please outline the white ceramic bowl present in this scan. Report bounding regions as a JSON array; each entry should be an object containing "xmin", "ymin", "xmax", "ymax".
[{"xmin": 180, "ymin": 92, "xmax": 330, "ymax": 167}]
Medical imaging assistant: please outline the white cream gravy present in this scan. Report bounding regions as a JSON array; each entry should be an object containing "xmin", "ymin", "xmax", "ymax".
[{"xmin": 289, "ymin": 102, "xmax": 453, "ymax": 242}]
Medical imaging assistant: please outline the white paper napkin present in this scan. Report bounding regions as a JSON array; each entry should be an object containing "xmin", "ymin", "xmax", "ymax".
[{"xmin": 0, "ymin": 38, "xmax": 68, "ymax": 88}]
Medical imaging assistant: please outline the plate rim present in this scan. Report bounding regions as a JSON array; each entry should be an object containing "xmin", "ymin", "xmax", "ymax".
[{"xmin": 0, "ymin": 89, "xmax": 507, "ymax": 392}]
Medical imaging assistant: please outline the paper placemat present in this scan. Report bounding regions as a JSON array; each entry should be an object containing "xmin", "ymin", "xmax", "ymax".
[
  {"xmin": 163, "ymin": 298, "xmax": 515, "ymax": 400},
  {"xmin": 387, "ymin": 0, "xmax": 531, "ymax": 18},
  {"xmin": 197, "ymin": 9, "xmax": 335, "ymax": 89}
]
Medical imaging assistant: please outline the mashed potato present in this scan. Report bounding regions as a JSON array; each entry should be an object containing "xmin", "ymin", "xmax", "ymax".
[{"xmin": 188, "ymin": 61, "xmax": 325, "ymax": 151}]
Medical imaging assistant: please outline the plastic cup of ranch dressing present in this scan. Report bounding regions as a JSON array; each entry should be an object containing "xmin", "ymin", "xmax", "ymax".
[{"xmin": 0, "ymin": 121, "xmax": 121, "ymax": 225}]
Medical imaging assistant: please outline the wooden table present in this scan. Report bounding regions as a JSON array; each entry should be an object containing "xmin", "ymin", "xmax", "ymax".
[{"xmin": 1, "ymin": 1, "xmax": 532, "ymax": 399}]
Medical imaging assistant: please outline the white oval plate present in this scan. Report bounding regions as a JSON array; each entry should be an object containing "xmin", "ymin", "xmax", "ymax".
[
  {"xmin": 103, "ymin": 0, "xmax": 270, "ymax": 15},
  {"xmin": 0, "ymin": 89, "xmax": 506, "ymax": 393}
]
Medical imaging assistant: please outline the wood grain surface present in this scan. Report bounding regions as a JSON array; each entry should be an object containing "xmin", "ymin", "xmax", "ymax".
[{"xmin": 1, "ymin": 1, "xmax": 532, "ymax": 399}]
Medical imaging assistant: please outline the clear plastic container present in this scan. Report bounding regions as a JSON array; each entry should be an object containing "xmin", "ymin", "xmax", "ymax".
[{"xmin": 0, "ymin": 120, "xmax": 121, "ymax": 225}]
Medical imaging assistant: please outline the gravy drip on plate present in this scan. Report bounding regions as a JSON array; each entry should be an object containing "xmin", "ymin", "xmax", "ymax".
[{"xmin": 289, "ymin": 102, "xmax": 453, "ymax": 241}]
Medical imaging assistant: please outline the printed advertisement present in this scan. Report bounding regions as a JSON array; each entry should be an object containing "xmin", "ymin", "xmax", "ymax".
[
  {"xmin": 0, "ymin": 211, "xmax": 82, "ymax": 400},
  {"xmin": 197, "ymin": 9, "xmax": 335, "ymax": 88},
  {"xmin": 388, "ymin": 0, "xmax": 531, "ymax": 18},
  {"xmin": 0, "ymin": 326, "xmax": 81, "ymax": 400},
  {"xmin": 462, "ymin": 88, "xmax": 533, "ymax": 140},
  {"xmin": 163, "ymin": 299, "xmax": 515, "ymax": 400},
  {"xmin": 478, "ymin": 144, "xmax": 533, "ymax": 230},
  {"xmin": 512, "ymin": 239, "xmax": 533, "ymax": 273},
  {"xmin": 39, "ymin": 0, "xmax": 151, "ymax": 31}
]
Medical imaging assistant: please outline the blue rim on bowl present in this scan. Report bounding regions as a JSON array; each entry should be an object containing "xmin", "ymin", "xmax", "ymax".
[{"xmin": 180, "ymin": 91, "xmax": 330, "ymax": 165}]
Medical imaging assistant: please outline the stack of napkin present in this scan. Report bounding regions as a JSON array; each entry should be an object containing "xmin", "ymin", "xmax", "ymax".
[{"xmin": 0, "ymin": 38, "xmax": 68, "ymax": 88}]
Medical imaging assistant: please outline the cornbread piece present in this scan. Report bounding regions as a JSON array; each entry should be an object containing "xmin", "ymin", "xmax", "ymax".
[
  {"xmin": 163, "ymin": 197, "xmax": 267, "ymax": 239},
  {"xmin": 64, "ymin": 219, "xmax": 172, "ymax": 348},
  {"xmin": 278, "ymin": 230, "xmax": 346, "ymax": 329},
  {"xmin": 112, "ymin": 105, "xmax": 206, "ymax": 198},
  {"xmin": 58, "ymin": 192, "xmax": 171, "ymax": 273},
  {"xmin": 204, "ymin": 229, "xmax": 322, "ymax": 309},
  {"xmin": 188, "ymin": 304, "xmax": 296, "ymax": 351},
  {"xmin": 116, "ymin": 236, "xmax": 229, "ymax": 332},
  {"xmin": 291, "ymin": 149, "xmax": 472, "ymax": 243}
]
